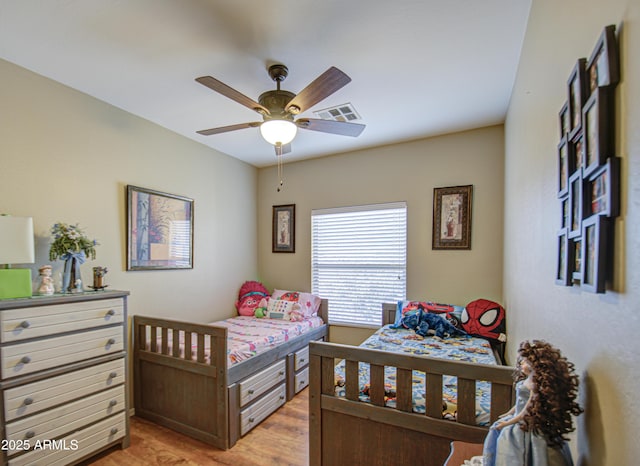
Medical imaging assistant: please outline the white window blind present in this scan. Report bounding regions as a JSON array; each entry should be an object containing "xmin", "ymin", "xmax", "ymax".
[{"xmin": 311, "ymin": 202, "xmax": 407, "ymax": 327}]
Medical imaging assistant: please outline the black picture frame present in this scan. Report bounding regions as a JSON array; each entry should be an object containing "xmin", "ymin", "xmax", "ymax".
[
  {"xmin": 272, "ymin": 204, "xmax": 295, "ymax": 253},
  {"xmin": 581, "ymin": 215, "xmax": 608, "ymax": 293},
  {"xmin": 556, "ymin": 228, "xmax": 572, "ymax": 286},
  {"xmin": 586, "ymin": 25, "xmax": 620, "ymax": 95},
  {"xmin": 559, "ymin": 101, "xmax": 570, "ymax": 137},
  {"xmin": 568, "ymin": 171, "xmax": 583, "ymax": 239},
  {"xmin": 569, "ymin": 130, "xmax": 584, "ymax": 176},
  {"xmin": 560, "ymin": 197, "xmax": 569, "ymax": 228},
  {"xmin": 571, "ymin": 238, "xmax": 582, "ymax": 283},
  {"xmin": 126, "ymin": 185, "xmax": 194, "ymax": 271},
  {"xmin": 567, "ymin": 58, "xmax": 587, "ymax": 138},
  {"xmin": 557, "ymin": 136, "xmax": 570, "ymax": 198},
  {"xmin": 586, "ymin": 156, "xmax": 620, "ymax": 217},
  {"xmin": 582, "ymin": 87, "xmax": 613, "ymax": 178},
  {"xmin": 432, "ymin": 185, "xmax": 473, "ymax": 250}
]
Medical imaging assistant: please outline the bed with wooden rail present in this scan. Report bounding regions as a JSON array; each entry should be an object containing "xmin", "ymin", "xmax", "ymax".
[
  {"xmin": 308, "ymin": 302, "xmax": 514, "ymax": 466},
  {"xmin": 133, "ymin": 299, "xmax": 328, "ymax": 450}
]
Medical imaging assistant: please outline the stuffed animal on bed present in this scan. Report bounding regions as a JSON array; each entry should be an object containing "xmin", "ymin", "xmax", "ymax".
[
  {"xmin": 396, "ymin": 308, "xmax": 467, "ymax": 339},
  {"xmin": 235, "ymin": 281, "xmax": 270, "ymax": 316}
]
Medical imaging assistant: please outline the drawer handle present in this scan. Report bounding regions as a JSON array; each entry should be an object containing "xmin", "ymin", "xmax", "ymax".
[
  {"xmin": 107, "ymin": 338, "xmax": 116, "ymax": 345},
  {"xmin": 299, "ymin": 358, "xmax": 305, "ymax": 364},
  {"xmin": 247, "ymin": 389, "xmax": 254, "ymax": 395},
  {"xmin": 106, "ymin": 309, "xmax": 116, "ymax": 316},
  {"xmin": 280, "ymin": 395, "xmax": 285, "ymax": 400},
  {"xmin": 109, "ymin": 371, "xmax": 118, "ymax": 379},
  {"xmin": 19, "ymin": 320, "xmax": 30, "ymax": 329},
  {"xmin": 110, "ymin": 427, "xmax": 118, "ymax": 435},
  {"xmin": 248, "ymin": 417, "xmax": 255, "ymax": 423},
  {"xmin": 279, "ymin": 371, "xmax": 285, "ymax": 376},
  {"xmin": 299, "ymin": 380, "xmax": 305, "ymax": 385},
  {"xmin": 109, "ymin": 400, "xmax": 118, "ymax": 407},
  {"xmin": 23, "ymin": 397, "xmax": 34, "ymax": 406},
  {"xmin": 20, "ymin": 356, "xmax": 31, "ymax": 364},
  {"xmin": 25, "ymin": 431, "xmax": 35, "ymax": 439}
]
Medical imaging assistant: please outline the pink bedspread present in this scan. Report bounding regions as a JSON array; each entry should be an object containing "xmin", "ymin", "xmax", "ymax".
[{"xmin": 149, "ymin": 316, "xmax": 324, "ymax": 367}]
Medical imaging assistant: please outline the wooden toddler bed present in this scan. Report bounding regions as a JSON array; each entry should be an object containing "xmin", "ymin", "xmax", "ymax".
[
  {"xmin": 133, "ymin": 299, "xmax": 328, "ymax": 450},
  {"xmin": 309, "ymin": 302, "xmax": 514, "ymax": 466}
]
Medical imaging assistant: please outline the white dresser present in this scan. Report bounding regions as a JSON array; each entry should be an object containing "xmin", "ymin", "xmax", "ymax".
[{"xmin": 0, "ymin": 291, "xmax": 129, "ymax": 466}]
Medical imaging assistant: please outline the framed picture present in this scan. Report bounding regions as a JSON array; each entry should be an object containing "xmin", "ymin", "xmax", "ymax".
[
  {"xmin": 586, "ymin": 25, "xmax": 620, "ymax": 94},
  {"xmin": 568, "ymin": 171, "xmax": 583, "ymax": 239},
  {"xmin": 581, "ymin": 215, "xmax": 609, "ymax": 293},
  {"xmin": 556, "ymin": 228, "xmax": 572, "ymax": 286},
  {"xmin": 272, "ymin": 204, "xmax": 295, "ymax": 253},
  {"xmin": 557, "ymin": 136, "xmax": 570, "ymax": 197},
  {"xmin": 586, "ymin": 156, "xmax": 620, "ymax": 217},
  {"xmin": 432, "ymin": 185, "xmax": 473, "ymax": 250},
  {"xmin": 560, "ymin": 197, "xmax": 569, "ymax": 228},
  {"xmin": 569, "ymin": 131, "xmax": 584, "ymax": 175},
  {"xmin": 559, "ymin": 101, "xmax": 570, "ymax": 137},
  {"xmin": 126, "ymin": 185, "xmax": 193, "ymax": 270},
  {"xmin": 567, "ymin": 58, "xmax": 586, "ymax": 138},
  {"xmin": 582, "ymin": 88, "xmax": 613, "ymax": 178},
  {"xmin": 571, "ymin": 239, "xmax": 582, "ymax": 283}
]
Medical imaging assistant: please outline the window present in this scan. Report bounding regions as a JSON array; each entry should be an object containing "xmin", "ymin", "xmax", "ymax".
[{"xmin": 311, "ymin": 202, "xmax": 407, "ymax": 326}]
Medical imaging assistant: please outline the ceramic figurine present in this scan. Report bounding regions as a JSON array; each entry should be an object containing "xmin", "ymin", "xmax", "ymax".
[{"xmin": 36, "ymin": 265, "xmax": 55, "ymax": 295}]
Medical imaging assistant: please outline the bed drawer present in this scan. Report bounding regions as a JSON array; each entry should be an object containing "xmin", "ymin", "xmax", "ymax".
[
  {"xmin": 1, "ymin": 326, "xmax": 123, "ymax": 379},
  {"xmin": 4, "ymin": 358, "xmax": 125, "ymax": 422},
  {"xmin": 239, "ymin": 359, "xmax": 286, "ymax": 407},
  {"xmin": 294, "ymin": 346, "xmax": 309, "ymax": 371},
  {"xmin": 0, "ymin": 298, "xmax": 124, "ymax": 343},
  {"xmin": 4, "ymin": 385, "xmax": 125, "ymax": 456},
  {"xmin": 240, "ymin": 383, "xmax": 286, "ymax": 436},
  {"xmin": 8, "ymin": 412, "xmax": 126, "ymax": 466},
  {"xmin": 294, "ymin": 367, "xmax": 309, "ymax": 394}
]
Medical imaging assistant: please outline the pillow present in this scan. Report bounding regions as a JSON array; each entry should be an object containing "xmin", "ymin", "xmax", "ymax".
[
  {"xmin": 460, "ymin": 299, "xmax": 506, "ymax": 342},
  {"xmin": 266, "ymin": 298, "xmax": 304, "ymax": 321},
  {"xmin": 235, "ymin": 281, "xmax": 270, "ymax": 316},
  {"xmin": 391, "ymin": 300, "xmax": 465, "ymax": 329},
  {"xmin": 271, "ymin": 289, "xmax": 321, "ymax": 318}
]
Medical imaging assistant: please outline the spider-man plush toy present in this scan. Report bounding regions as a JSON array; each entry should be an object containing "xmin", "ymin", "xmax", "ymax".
[{"xmin": 461, "ymin": 299, "xmax": 506, "ymax": 342}]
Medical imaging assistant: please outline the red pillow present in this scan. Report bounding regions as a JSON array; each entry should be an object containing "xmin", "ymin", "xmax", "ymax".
[{"xmin": 461, "ymin": 299, "xmax": 506, "ymax": 342}]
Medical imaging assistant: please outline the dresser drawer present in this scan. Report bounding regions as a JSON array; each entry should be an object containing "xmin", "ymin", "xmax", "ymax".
[
  {"xmin": 294, "ymin": 367, "xmax": 309, "ymax": 394},
  {"xmin": 4, "ymin": 358, "xmax": 125, "ymax": 422},
  {"xmin": 4, "ymin": 385, "xmax": 125, "ymax": 456},
  {"xmin": 294, "ymin": 346, "xmax": 309, "ymax": 371},
  {"xmin": 1, "ymin": 298, "xmax": 124, "ymax": 343},
  {"xmin": 239, "ymin": 359, "xmax": 286, "ymax": 407},
  {"xmin": 8, "ymin": 412, "xmax": 126, "ymax": 466},
  {"xmin": 240, "ymin": 383, "xmax": 286, "ymax": 436},
  {"xmin": 1, "ymin": 326, "xmax": 123, "ymax": 379}
]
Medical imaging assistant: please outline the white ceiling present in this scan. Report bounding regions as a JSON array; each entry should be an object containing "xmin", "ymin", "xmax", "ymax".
[{"xmin": 0, "ymin": 0, "xmax": 531, "ymax": 168}]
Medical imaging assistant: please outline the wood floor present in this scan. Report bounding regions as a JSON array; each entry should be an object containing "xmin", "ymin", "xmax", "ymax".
[{"xmin": 87, "ymin": 389, "xmax": 309, "ymax": 466}]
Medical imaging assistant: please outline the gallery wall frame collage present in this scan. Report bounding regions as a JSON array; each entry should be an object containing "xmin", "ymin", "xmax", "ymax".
[{"xmin": 556, "ymin": 25, "xmax": 620, "ymax": 293}]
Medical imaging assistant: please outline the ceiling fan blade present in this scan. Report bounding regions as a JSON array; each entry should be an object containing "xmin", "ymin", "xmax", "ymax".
[
  {"xmin": 296, "ymin": 118, "xmax": 365, "ymax": 137},
  {"xmin": 274, "ymin": 143, "xmax": 292, "ymax": 156},
  {"xmin": 197, "ymin": 121, "xmax": 261, "ymax": 136},
  {"xmin": 285, "ymin": 67, "xmax": 351, "ymax": 114},
  {"xmin": 196, "ymin": 76, "xmax": 270, "ymax": 115}
]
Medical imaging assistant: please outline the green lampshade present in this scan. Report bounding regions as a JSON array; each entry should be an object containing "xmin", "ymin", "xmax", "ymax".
[{"xmin": 0, "ymin": 269, "xmax": 33, "ymax": 299}]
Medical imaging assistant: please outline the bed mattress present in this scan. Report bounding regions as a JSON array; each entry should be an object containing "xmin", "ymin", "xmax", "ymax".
[{"xmin": 333, "ymin": 325, "xmax": 498, "ymax": 425}]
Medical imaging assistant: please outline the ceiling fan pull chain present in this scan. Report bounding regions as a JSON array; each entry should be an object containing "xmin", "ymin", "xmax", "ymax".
[{"xmin": 276, "ymin": 154, "xmax": 284, "ymax": 192}]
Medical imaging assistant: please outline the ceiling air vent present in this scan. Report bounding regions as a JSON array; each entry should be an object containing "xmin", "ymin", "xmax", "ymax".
[{"xmin": 313, "ymin": 103, "xmax": 361, "ymax": 122}]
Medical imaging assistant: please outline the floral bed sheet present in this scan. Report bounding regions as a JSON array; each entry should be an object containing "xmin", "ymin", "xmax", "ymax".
[
  {"xmin": 333, "ymin": 325, "xmax": 498, "ymax": 425},
  {"xmin": 148, "ymin": 316, "xmax": 324, "ymax": 367}
]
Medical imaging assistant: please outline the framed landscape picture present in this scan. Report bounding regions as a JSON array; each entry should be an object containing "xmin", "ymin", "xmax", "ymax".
[
  {"xmin": 127, "ymin": 185, "xmax": 194, "ymax": 270},
  {"xmin": 432, "ymin": 185, "xmax": 473, "ymax": 250}
]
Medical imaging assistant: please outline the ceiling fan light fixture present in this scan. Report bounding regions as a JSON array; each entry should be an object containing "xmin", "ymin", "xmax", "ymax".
[{"xmin": 260, "ymin": 119, "xmax": 297, "ymax": 146}]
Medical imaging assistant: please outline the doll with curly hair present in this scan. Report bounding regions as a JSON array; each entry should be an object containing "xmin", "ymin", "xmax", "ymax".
[{"xmin": 483, "ymin": 340, "xmax": 583, "ymax": 466}]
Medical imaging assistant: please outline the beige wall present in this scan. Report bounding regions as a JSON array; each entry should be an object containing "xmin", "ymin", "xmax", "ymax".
[
  {"xmin": 0, "ymin": 58, "xmax": 259, "ymax": 324},
  {"xmin": 504, "ymin": 1, "xmax": 640, "ymax": 464},
  {"xmin": 257, "ymin": 126, "xmax": 505, "ymax": 345}
]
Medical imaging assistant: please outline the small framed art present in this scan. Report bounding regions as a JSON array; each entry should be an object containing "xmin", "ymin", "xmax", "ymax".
[
  {"xmin": 272, "ymin": 204, "xmax": 295, "ymax": 253},
  {"xmin": 586, "ymin": 25, "xmax": 620, "ymax": 94},
  {"xmin": 567, "ymin": 58, "xmax": 586, "ymax": 137},
  {"xmin": 571, "ymin": 239, "xmax": 582, "ymax": 283},
  {"xmin": 569, "ymin": 131, "xmax": 584, "ymax": 175},
  {"xmin": 559, "ymin": 101, "xmax": 570, "ymax": 137},
  {"xmin": 582, "ymin": 87, "xmax": 613, "ymax": 178},
  {"xmin": 581, "ymin": 215, "xmax": 609, "ymax": 293},
  {"xmin": 556, "ymin": 228, "xmax": 572, "ymax": 286},
  {"xmin": 568, "ymin": 171, "xmax": 583, "ymax": 239},
  {"xmin": 557, "ymin": 136, "xmax": 569, "ymax": 198},
  {"xmin": 586, "ymin": 156, "xmax": 620, "ymax": 217},
  {"xmin": 126, "ymin": 185, "xmax": 194, "ymax": 270},
  {"xmin": 432, "ymin": 185, "xmax": 473, "ymax": 250}
]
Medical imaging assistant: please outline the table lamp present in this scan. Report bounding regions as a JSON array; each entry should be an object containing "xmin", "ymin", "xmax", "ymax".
[{"xmin": 0, "ymin": 216, "xmax": 35, "ymax": 299}]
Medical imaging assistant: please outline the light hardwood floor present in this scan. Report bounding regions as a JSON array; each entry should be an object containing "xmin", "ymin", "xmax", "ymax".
[{"xmin": 87, "ymin": 389, "xmax": 309, "ymax": 466}]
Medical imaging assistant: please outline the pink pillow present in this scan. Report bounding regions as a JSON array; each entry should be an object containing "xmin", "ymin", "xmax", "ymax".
[{"xmin": 271, "ymin": 289, "xmax": 321, "ymax": 318}]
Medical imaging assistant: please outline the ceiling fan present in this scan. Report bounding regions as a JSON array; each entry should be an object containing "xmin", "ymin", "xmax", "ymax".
[{"xmin": 195, "ymin": 64, "xmax": 366, "ymax": 156}]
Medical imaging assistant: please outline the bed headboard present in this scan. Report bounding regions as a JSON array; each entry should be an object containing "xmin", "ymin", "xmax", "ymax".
[
  {"xmin": 382, "ymin": 302, "xmax": 396, "ymax": 325},
  {"xmin": 318, "ymin": 298, "xmax": 329, "ymax": 324}
]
